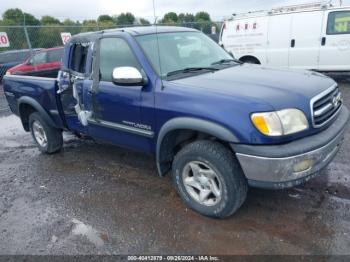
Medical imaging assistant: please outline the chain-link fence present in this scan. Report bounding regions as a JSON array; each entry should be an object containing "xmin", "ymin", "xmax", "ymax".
[{"xmin": 0, "ymin": 22, "xmax": 222, "ymax": 81}]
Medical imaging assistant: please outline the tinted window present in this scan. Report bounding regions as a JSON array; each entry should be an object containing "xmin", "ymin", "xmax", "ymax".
[
  {"xmin": 31, "ymin": 52, "xmax": 47, "ymax": 65},
  {"xmin": 99, "ymin": 38, "xmax": 140, "ymax": 82},
  {"xmin": 0, "ymin": 50, "xmax": 31, "ymax": 63},
  {"xmin": 48, "ymin": 49, "xmax": 63, "ymax": 62},
  {"xmin": 327, "ymin": 11, "xmax": 350, "ymax": 35}
]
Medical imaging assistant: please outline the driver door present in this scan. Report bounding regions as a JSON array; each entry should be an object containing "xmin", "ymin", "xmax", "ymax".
[{"xmin": 87, "ymin": 37, "xmax": 149, "ymax": 150}]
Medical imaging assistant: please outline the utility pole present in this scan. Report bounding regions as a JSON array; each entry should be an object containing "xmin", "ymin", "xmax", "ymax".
[{"xmin": 23, "ymin": 13, "xmax": 34, "ymax": 59}]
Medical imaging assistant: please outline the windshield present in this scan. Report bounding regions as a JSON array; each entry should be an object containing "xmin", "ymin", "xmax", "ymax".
[{"xmin": 136, "ymin": 31, "xmax": 234, "ymax": 79}]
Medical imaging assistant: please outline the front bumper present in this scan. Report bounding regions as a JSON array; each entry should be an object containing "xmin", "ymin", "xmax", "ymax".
[{"xmin": 232, "ymin": 106, "xmax": 349, "ymax": 189}]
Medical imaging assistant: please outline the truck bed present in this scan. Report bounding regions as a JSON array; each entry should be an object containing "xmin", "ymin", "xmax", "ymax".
[{"xmin": 3, "ymin": 75, "xmax": 65, "ymax": 130}]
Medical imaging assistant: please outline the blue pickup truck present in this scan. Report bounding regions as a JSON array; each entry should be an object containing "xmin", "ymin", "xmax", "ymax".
[{"xmin": 3, "ymin": 26, "xmax": 349, "ymax": 218}]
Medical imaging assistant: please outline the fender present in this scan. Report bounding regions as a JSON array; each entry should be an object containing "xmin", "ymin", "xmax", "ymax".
[
  {"xmin": 156, "ymin": 117, "xmax": 239, "ymax": 176},
  {"xmin": 18, "ymin": 96, "xmax": 58, "ymax": 131}
]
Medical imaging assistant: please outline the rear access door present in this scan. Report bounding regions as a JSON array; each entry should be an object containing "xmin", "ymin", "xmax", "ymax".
[
  {"xmin": 266, "ymin": 13, "xmax": 293, "ymax": 67},
  {"xmin": 288, "ymin": 10, "xmax": 325, "ymax": 70}
]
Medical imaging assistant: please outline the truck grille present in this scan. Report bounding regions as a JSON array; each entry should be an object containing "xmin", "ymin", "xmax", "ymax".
[{"xmin": 311, "ymin": 85, "xmax": 342, "ymax": 128}]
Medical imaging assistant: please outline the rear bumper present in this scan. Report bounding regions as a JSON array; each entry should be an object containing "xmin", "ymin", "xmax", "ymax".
[{"xmin": 231, "ymin": 106, "xmax": 349, "ymax": 189}]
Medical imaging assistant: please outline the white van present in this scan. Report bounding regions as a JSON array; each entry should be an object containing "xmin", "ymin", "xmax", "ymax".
[{"xmin": 219, "ymin": 2, "xmax": 350, "ymax": 71}]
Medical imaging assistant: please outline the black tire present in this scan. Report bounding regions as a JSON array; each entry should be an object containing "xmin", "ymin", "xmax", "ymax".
[
  {"xmin": 242, "ymin": 58, "xmax": 260, "ymax": 64},
  {"xmin": 29, "ymin": 112, "xmax": 63, "ymax": 154},
  {"xmin": 172, "ymin": 140, "xmax": 248, "ymax": 218}
]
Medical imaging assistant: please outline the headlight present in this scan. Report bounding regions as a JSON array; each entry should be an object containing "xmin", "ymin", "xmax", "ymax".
[{"xmin": 251, "ymin": 109, "xmax": 309, "ymax": 136}]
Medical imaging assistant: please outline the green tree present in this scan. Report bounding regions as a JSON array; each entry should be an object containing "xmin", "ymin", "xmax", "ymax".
[
  {"xmin": 178, "ymin": 13, "xmax": 195, "ymax": 23},
  {"xmin": 62, "ymin": 19, "xmax": 81, "ymax": 36},
  {"xmin": 41, "ymin": 16, "xmax": 61, "ymax": 25},
  {"xmin": 1, "ymin": 9, "xmax": 32, "ymax": 49},
  {"xmin": 161, "ymin": 12, "xmax": 178, "ymax": 24},
  {"xmin": 2, "ymin": 8, "xmax": 24, "ymax": 25},
  {"xmin": 82, "ymin": 19, "xmax": 99, "ymax": 32},
  {"xmin": 193, "ymin": 11, "xmax": 212, "ymax": 34},
  {"xmin": 24, "ymin": 13, "xmax": 40, "ymax": 25},
  {"xmin": 195, "ymin": 11, "xmax": 211, "ymax": 22},
  {"xmin": 97, "ymin": 15, "xmax": 114, "ymax": 24},
  {"xmin": 97, "ymin": 15, "xmax": 115, "ymax": 29},
  {"xmin": 116, "ymin": 12, "xmax": 135, "ymax": 25},
  {"xmin": 62, "ymin": 19, "xmax": 76, "ymax": 26}
]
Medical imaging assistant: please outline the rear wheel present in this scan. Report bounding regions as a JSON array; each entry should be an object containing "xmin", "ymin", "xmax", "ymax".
[
  {"xmin": 29, "ymin": 112, "xmax": 63, "ymax": 154},
  {"xmin": 241, "ymin": 57, "xmax": 260, "ymax": 64},
  {"xmin": 172, "ymin": 140, "xmax": 248, "ymax": 218}
]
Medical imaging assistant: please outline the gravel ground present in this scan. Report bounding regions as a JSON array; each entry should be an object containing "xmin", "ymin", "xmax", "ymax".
[{"xmin": 0, "ymin": 78, "xmax": 349, "ymax": 255}]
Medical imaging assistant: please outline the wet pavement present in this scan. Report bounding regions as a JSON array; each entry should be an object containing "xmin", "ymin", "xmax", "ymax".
[{"xmin": 0, "ymin": 80, "xmax": 349, "ymax": 255}]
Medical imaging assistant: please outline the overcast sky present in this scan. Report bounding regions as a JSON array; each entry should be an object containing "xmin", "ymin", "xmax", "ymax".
[{"xmin": 1, "ymin": 0, "xmax": 349, "ymax": 21}]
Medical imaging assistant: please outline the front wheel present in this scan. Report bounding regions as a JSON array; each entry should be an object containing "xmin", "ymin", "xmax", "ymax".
[
  {"xmin": 172, "ymin": 140, "xmax": 248, "ymax": 218},
  {"xmin": 29, "ymin": 112, "xmax": 63, "ymax": 154}
]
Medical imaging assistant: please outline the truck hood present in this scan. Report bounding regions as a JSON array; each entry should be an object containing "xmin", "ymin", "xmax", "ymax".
[{"xmin": 169, "ymin": 64, "xmax": 336, "ymax": 110}]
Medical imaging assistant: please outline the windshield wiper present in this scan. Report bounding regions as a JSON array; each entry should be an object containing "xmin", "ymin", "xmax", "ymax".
[
  {"xmin": 167, "ymin": 67, "xmax": 219, "ymax": 78},
  {"xmin": 211, "ymin": 59, "xmax": 242, "ymax": 65}
]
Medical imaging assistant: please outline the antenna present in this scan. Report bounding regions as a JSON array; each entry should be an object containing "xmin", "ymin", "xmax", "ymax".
[{"xmin": 152, "ymin": 0, "xmax": 164, "ymax": 89}]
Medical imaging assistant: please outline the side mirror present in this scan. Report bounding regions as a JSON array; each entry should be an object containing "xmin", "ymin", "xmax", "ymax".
[{"xmin": 112, "ymin": 67, "xmax": 146, "ymax": 86}]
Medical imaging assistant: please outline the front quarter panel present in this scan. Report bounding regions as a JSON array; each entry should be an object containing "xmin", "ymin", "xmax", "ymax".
[{"xmin": 155, "ymin": 81, "xmax": 275, "ymax": 145}]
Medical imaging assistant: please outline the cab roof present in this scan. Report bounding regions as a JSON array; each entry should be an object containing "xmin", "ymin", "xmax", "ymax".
[{"xmin": 70, "ymin": 26, "xmax": 198, "ymax": 43}]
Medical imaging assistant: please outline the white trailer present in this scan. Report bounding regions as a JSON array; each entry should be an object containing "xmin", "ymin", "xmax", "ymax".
[{"xmin": 219, "ymin": 2, "xmax": 350, "ymax": 71}]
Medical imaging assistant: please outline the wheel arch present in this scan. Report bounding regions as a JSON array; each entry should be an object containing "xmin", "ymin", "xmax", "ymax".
[
  {"xmin": 239, "ymin": 55, "xmax": 261, "ymax": 64},
  {"xmin": 18, "ymin": 96, "xmax": 58, "ymax": 131},
  {"xmin": 156, "ymin": 117, "xmax": 239, "ymax": 177}
]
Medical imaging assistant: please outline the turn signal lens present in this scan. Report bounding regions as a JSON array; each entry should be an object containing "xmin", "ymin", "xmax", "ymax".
[
  {"xmin": 251, "ymin": 115, "xmax": 269, "ymax": 135},
  {"xmin": 251, "ymin": 112, "xmax": 283, "ymax": 136},
  {"xmin": 251, "ymin": 109, "xmax": 308, "ymax": 136}
]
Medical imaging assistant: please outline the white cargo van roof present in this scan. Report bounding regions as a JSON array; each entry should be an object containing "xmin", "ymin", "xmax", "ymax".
[{"xmin": 227, "ymin": 2, "xmax": 350, "ymax": 20}]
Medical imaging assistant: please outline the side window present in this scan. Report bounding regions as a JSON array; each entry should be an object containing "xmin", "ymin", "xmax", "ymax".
[
  {"xmin": 70, "ymin": 43, "xmax": 89, "ymax": 73},
  {"xmin": 327, "ymin": 11, "xmax": 350, "ymax": 35},
  {"xmin": 99, "ymin": 38, "xmax": 140, "ymax": 82},
  {"xmin": 48, "ymin": 49, "xmax": 63, "ymax": 62},
  {"xmin": 31, "ymin": 52, "xmax": 47, "ymax": 65}
]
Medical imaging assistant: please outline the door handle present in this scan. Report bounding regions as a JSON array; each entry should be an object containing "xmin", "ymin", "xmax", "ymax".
[
  {"xmin": 291, "ymin": 39, "xmax": 295, "ymax": 48},
  {"xmin": 321, "ymin": 37, "xmax": 326, "ymax": 46}
]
